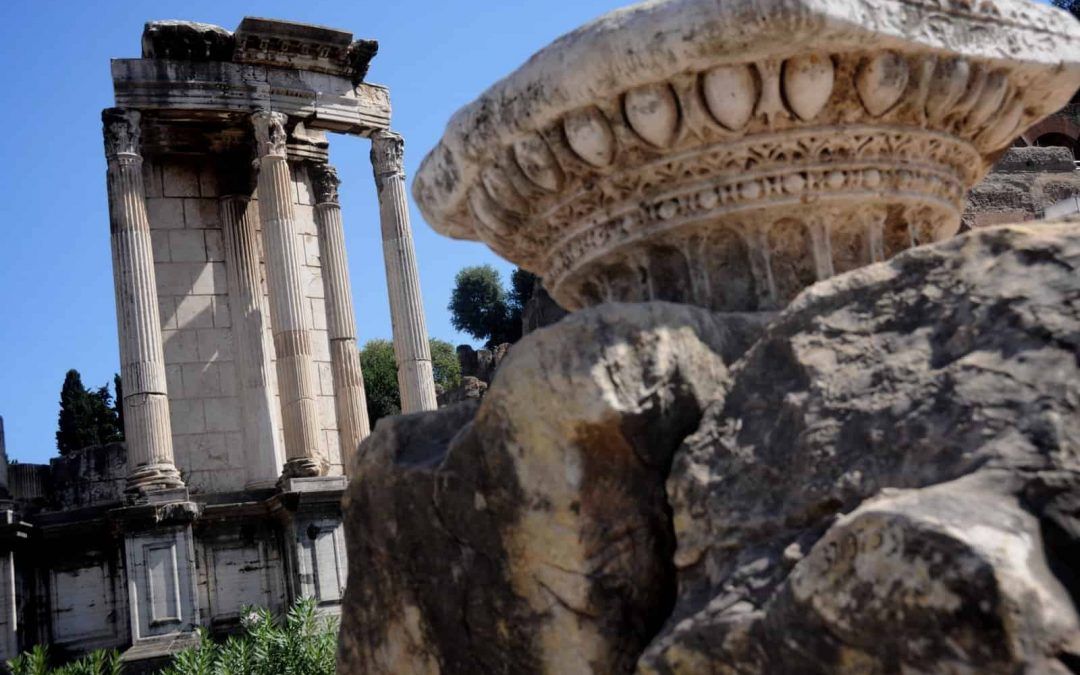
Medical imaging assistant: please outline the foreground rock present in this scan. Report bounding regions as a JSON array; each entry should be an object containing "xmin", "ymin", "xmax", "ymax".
[
  {"xmin": 642, "ymin": 222, "xmax": 1080, "ymax": 673},
  {"xmin": 338, "ymin": 304, "xmax": 771, "ymax": 673}
]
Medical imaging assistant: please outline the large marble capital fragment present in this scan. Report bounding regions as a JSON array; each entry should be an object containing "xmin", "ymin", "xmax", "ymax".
[{"xmin": 413, "ymin": 0, "xmax": 1080, "ymax": 311}]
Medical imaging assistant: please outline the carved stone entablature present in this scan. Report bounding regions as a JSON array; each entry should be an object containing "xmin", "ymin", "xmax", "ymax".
[
  {"xmin": 102, "ymin": 108, "xmax": 142, "ymax": 161},
  {"xmin": 233, "ymin": 17, "xmax": 378, "ymax": 84},
  {"xmin": 141, "ymin": 20, "xmax": 234, "ymax": 61},
  {"xmin": 252, "ymin": 110, "xmax": 288, "ymax": 159},
  {"xmin": 113, "ymin": 17, "xmax": 389, "ymax": 139},
  {"xmin": 413, "ymin": 0, "xmax": 1080, "ymax": 311},
  {"xmin": 310, "ymin": 163, "xmax": 341, "ymax": 205}
]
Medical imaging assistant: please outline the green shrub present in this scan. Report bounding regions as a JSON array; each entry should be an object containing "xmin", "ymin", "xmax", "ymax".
[
  {"xmin": 162, "ymin": 597, "xmax": 337, "ymax": 675},
  {"xmin": 7, "ymin": 598, "xmax": 337, "ymax": 675},
  {"xmin": 8, "ymin": 645, "xmax": 122, "ymax": 675}
]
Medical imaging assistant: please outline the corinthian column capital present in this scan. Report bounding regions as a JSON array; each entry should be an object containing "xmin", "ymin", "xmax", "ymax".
[
  {"xmin": 370, "ymin": 130, "xmax": 405, "ymax": 178},
  {"xmin": 252, "ymin": 110, "xmax": 289, "ymax": 159},
  {"xmin": 310, "ymin": 163, "xmax": 341, "ymax": 205},
  {"xmin": 102, "ymin": 108, "xmax": 141, "ymax": 161}
]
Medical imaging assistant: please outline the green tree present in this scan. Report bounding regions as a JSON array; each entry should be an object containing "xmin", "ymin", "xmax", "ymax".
[
  {"xmin": 430, "ymin": 338, "xmax": 462, "ymax": 394},
  {"xmin": 448, "ymin": 265, "xmax": 511, "ymax": 346},
  {"xmin": 112, "ymin": 373, "xmax": 124, "ymax": 439},
  {"xmin": 448, "ymin": 266, "xmax": 538, "ymax": 347},
  {"xmin": 56, "ymin": 370, "xmax": 121, "ymax": 455},
  {"xmin": 360, "ymin": 339, "xmax": 400, "ymax": 423},
  {"xmin": 509, "ymin": 268, "xmax": 538, "ymax": 311},
  {"xmin": 360, "ymin": 338, "xmax": 463, "ymax": 425}
]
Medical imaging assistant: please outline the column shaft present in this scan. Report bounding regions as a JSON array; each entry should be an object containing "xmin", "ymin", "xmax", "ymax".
[
  {"xmin": 103, "ymin": 108, "xmax": 183, "ymax": 495},
  {"xmin": 220, "ymin": 182, "xmax": 285, "ymax": 489},
  {"xmin": 370, "ymin": 131, "xmax": 438, "ymax": 413},
  {"xmin": 252, "ymin": 111, "xmax": 323, "ymax": 479},
  {"xmin": 311, "ymin": 164, "xmax": 370, "ymax": 473}
]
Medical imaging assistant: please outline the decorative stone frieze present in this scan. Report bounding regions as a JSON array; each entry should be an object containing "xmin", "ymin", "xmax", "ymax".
[{"xmin": 413, "ymin": 0, "xmax": 1080, "ymax": 311}]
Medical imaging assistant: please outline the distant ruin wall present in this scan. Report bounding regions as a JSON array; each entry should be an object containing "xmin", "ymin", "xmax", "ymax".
[{"xmin": 962, "ymin": 146, "xmax": 1080, "ymax": 228}]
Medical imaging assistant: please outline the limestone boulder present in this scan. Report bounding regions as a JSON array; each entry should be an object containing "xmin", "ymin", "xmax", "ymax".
[
  {"xmin": 641, "ymin": 222, "xmax": 1080, "ymax": 673},
  {"xmin": 337, "ymin": 304, "xmax": 772, "ymax": 674}
]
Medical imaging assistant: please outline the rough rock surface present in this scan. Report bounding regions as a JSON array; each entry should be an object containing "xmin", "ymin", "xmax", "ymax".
[
  {"xmin": 338, "ymin": 304, "xmax": 772, "ymax": 674},
  {"xmin": 641, "ymin": 222, "xmax": 1080, "ymax": 673},
  {"xmin": 522, "ymin": 284, "xmax": 569, "ymax": 335}
]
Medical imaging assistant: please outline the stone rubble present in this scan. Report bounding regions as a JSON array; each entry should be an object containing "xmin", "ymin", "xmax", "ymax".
[{"xmin": 339, "ymin": 0, "xmax": 1080, "ymax": 671}]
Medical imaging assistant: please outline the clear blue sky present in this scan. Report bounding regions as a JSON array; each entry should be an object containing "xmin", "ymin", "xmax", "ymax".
[{"xmin": 0, "ymin": 0, "xmax": 626, "ymax": 463}]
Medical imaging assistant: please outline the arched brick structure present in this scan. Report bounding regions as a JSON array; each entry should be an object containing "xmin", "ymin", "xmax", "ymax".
[{"xmin": 1020, "ymin": 108, "xmax": 1080, "ymax": 157}]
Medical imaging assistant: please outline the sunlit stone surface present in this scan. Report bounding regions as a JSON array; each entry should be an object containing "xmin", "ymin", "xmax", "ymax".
[{"xmin": 414, "ymin": 0, "xmax": 1080, "ymax": 311}]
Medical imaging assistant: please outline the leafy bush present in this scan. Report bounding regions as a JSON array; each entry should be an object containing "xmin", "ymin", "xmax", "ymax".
[
  {"xmin": 8, "ymin": 645, "xmax": 122, "ymax": 675},
  {"xmin": 7, "ymin": 598, "xmax": 337, "ymax": 675},
  {"xmin": 161, "ymin": 597, "xmax": 337, "ymax": 675}
]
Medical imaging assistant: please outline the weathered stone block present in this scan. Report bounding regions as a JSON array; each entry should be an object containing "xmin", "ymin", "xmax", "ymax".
[
  {"xmin": 169, "ymin": 399, "xmax": 206, "ymax": 436},
  {"xmin": 191, "ymin": 262, "xmax": 227, "ymax": 295},
  {"xmin": 204, "ymin": 398, "xmax": 240, "ymax": 433},
  {"xmin": 196, "ymin": 328, "xmax": 233, "ymax": 363},
  {"xmin": 168, "ymin": 230, "xmax": 206, "ymax": 263},
  {"xmin": 162, "ymin": 163, "xmax": 200, "ymax": 198},
  {"xmin": 640, "ymin": 222, "xmax": 1080, "ymax": 673},
  {"xmin": 180, "ymin": 363, "xmax": 222, "ymax": 399},
  {"xmin": 155, "ymin": 263, "xmax": 194, "ymax": 296},
  {"xmin": 183, "ymin": 198, "xmax": 221, "ymax": 229},
  {"xmin": 175, "ymin": 294, "xmax": 214, "ymax": 330},
  {"xmin": 338, "ymin": 303, "xmax": 771, "ymax": 673},
  {"xmin": 146, "ymin": 197, "xmax": 185, "ymax": 230},
  {"xmin": 162, "ymin": 329, "xmax": 200, "ymax": 364},
  {"xmin": 204, "ymin": 229, "xmax": 224, "ymax": 262}
]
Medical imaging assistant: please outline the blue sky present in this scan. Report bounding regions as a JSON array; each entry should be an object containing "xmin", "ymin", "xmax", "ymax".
[{"xmin": 0, "ymin": 0, "xmax": 626, "ymax": 463}]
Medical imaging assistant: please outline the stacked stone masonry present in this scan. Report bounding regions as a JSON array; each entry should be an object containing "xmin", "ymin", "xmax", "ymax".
[{"xmin": 146, "ymin": 155, "xmax": 346, "ymax": 491}]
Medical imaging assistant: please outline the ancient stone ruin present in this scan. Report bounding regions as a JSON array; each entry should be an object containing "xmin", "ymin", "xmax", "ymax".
[
  {"xmin": 0, "ymin": 17, "xmax": 441, "ymax": 669},
  {"xmin": 339, "ymin": 0, "xmax": 1080, "ymax": 672}
]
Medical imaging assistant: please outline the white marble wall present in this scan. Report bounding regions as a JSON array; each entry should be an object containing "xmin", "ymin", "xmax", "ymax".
[{"xmin": 144, "ymin": 157, "xmax": 343, "ymax": 490}]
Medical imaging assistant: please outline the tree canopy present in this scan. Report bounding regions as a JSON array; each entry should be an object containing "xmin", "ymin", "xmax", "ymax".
[
  {"xmin": 448, "ymin": 265, "xmax": 538, "ymax": 347},
  {"xmin": 55, "ymin": 370, "xmax": 123, "ymax": 455},
  {"xmin": 360, "ymin": 339, "xmax": 462, "ymax": 425}
]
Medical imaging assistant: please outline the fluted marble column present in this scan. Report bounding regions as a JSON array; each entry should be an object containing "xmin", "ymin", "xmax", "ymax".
[
  {"xmin": 252, "ymin": 111, "xmax": 323, "ymax": 479},
  {"xmin": 370, "ymin": 131, "xmax": 438, "ymax": 413},
  {"xmin": 311, "ymin": 163, "xmax": 371, "ymax": 472},
  {"xmin": 219, "ymin": 161, "xmax": 285, "ymax": 489},
  {"xmin": 103, "ymin": 108, "xmax": 184, "ymax": 495}
]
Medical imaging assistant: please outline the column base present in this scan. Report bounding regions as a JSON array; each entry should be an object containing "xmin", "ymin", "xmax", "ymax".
[
  {"xmin": 125, "ymin": 464, "xmax": 184, "ymax": 498},
  {"xmin": 279, "ymin": 457, "xmax": 323, "ymax": 482}
]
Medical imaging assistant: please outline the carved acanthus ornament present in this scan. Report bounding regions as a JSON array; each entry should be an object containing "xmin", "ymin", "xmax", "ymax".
[
  {"xmin": 371, "ymin": 130, "xmax": 405, "ymax": 178},
  {"xmin": 413, "ymin": 0, "xmax": 1080, "ymax": 311},
  {"xmin": 310, "ymin": 163, "xmax": 341, "ymax": 205},
  {"xmin": 252, "ymin": 110, "xmax": 288, "ymax": 159},
  {"xmin": 102, "ymin": 108, "xmax": 142, "ymax": 162}
]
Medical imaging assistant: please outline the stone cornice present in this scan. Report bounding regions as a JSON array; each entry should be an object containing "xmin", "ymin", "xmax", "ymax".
[{"xmin": 111, "ymin": 59, "xmax": 391, "ymax": 136}]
